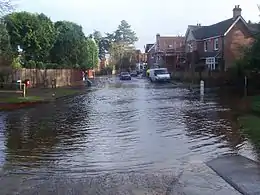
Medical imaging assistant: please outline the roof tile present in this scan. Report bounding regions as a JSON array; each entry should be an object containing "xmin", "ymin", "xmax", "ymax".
[{"xmin": 192, "ymin": 18, "xmax": 235, "ymax": 39}]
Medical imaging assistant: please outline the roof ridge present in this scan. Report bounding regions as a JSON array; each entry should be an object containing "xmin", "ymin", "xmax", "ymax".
[
  {"xmin": 193, "ymin": 18, "xmax": 233, "ymax": 31},
  {"xmin": 159, "ymin": 36, "xmax": 185, "ymax": 38},
  {"xmin": 207, "ymin": 17, "xmax": 233, "ymax": 27},
  {"xmin": 192, "ymin": 17, "xmax": 237, "ymax": 39}
]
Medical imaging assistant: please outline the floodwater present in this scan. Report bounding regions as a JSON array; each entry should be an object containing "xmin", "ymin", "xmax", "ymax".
[{"xmin": 0, "ymin": 76, "xmax": 256, "ymax": 194}]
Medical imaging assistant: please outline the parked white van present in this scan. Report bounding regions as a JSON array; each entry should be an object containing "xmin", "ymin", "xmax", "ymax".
[{"xmin": 149, "ymin": 68, "xmax": 171, "ymax": 82}]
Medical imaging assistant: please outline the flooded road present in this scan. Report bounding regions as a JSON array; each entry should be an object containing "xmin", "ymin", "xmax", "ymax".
[{"xmin": 0, "ymin": 77, "xmax": 255, "ymax": 194}]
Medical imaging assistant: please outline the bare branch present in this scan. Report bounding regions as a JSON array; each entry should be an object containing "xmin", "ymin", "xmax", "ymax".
[{"xmin": 0, "ymin": 0, "xmax": 17, "ymax": 16}]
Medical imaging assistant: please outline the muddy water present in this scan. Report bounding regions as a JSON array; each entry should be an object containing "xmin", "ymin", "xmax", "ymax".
[{"xmin": 0, "ymin": 77, "xmax": 254, "ymax": 194}]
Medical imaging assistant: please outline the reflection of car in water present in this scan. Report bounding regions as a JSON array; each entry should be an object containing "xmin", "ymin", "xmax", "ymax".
[
  {"xmin": 120, "ymin": 72, "xmax": 131, "ymax": 80},
  {"xmin": 149, "ymin": 68, "xmax": 171, "ymax": 82}
]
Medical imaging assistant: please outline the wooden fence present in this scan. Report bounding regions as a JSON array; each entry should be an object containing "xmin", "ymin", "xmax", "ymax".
[{"xmin": 0, "ymin": 68, "xmax": 83, "ymax": 88}]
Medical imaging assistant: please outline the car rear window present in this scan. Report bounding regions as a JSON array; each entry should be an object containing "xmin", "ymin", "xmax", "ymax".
[{"xmin": 154, "ymin": 69, "xmax": 168, "ymax": 74}]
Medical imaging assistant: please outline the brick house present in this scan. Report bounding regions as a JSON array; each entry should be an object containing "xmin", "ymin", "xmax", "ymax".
[
  {"xmin": 184, "ymin": 5, "xmax": 258, "ymax": 72},
  {"xmin": 145, "ymin": 34, "xmax": 185, "ymax": 72},
  {"xmin": 145, "ymin": 44, "xmax": 156, "ymax": 67},
  {"xmin": 135, "ymin": 49, "xmax": 147, "ymax": 64}
]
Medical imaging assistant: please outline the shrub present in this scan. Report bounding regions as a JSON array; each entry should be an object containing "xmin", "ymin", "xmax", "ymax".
[
  {"xmin": 25, "ymin": 60, "xmax": 36, "ymax": 68},
  {"xmin": 36, "ymin": 61, "xmax": 45, "ymax": 69}
]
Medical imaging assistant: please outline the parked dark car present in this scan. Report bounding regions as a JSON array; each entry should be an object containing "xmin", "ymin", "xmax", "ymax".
[
  {"xmin": 130, "ymin": 70, "xmax": 138, "ymax": 77},
  {"xmin": 120, "ymin": 72, "xmax": 131, "ymax": 80}
]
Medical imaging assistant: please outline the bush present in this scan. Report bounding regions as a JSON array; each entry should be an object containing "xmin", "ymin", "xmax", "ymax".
[
  {"xmin": 24, "ymin": 60, "xmax": 36, "ymax": 68},
  {"xmin": 11, "ymin": 57, "xmax": 22, "ymax": 69},
  {"xmin": 36, "ymin": 61, "xmax": 45, "ymax": 69},
  {"xmin": 44, "ymin": 63, "xmax": 59, "ymax": 69}
]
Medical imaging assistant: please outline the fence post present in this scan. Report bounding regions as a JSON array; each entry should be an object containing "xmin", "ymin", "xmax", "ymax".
[
  {"xmin": 244, "ymin": 76, "xmax": 247, "ymax": 97},
  {"xmin": 23, "ymin": 84, "xmax": 26, "ymax": 97},
  {"xmin": 200, "ymin": 80, "xmax": 204, "ymax": 96}
]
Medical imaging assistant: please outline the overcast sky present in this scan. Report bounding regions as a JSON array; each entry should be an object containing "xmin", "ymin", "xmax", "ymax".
[{"xmin": 18, "ymin": 0, "xmax": 259, "ymax": 51}]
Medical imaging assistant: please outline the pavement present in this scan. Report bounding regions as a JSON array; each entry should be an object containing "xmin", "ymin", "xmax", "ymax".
[
  {"xmin": 163, "ymin": 159, "xmax": 241, "ymax": 195},
  {"xmin": 207, "ymin": 155, "xmax": 260, "ymax": 195},
  {"xmin": 0, "ymin": 160, "xmax": 241, "ymax": 195}
]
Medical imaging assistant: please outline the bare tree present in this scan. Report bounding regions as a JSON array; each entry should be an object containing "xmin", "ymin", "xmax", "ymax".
[{"xmin": 0, "ymin": 0, "xmax": 16, "ymax": 16}]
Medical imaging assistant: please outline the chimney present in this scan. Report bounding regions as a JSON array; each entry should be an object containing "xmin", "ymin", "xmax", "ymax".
[
  {"xmin": 233, "ymin": 5, "xmax": 242, "ymax": 19},
  {"xmin": 156, "ymin": 33, "xmax": 160, "ymax": 51},
  {"xmin": 156, "ymin": 33, "xmax": 160, "ymax": 40}
]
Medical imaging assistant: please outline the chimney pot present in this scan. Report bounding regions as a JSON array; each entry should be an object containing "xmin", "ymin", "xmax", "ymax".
[{"xmin": 233, "ymin": 5, "xmax": 242, "ymax": 19}]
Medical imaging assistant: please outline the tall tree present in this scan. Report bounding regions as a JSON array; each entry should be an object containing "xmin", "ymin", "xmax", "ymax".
[
  {"xmin": 106, "ymin": 20, "xmax": 138, "ymax": 71},
  {"xmin": 85, "ymin": 38, "xmax": 98, "ymax": 69},
  {"xmin": 91, "ymin": 30, "xmax": 110, "ymax": 60},
  {"xmin": 0, "ymin": 22, "xmax": 12, "ymax": 66},
  {"xmin": 5, "ymin": 11, "xmax": 56, "ymax": 62},
  {"xmin": 92, "ymin": 30, "xmax": 102, "ymax": 43},
  {"xmin": 49, "ymin": 21, "xmax": 85, "ymax": 66},
  {"xmin": 114, "ymin": 20, "xmax": 138, "ymax": 45}
]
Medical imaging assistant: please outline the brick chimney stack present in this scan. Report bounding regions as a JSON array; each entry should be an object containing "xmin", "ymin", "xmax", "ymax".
[
  {"xmin": 156, "ymin": 33, "xmax": 160, "ymax": 51},
  {"xmin": 233, "ymin": 5, "xmax": 242, "ymax": 19}
]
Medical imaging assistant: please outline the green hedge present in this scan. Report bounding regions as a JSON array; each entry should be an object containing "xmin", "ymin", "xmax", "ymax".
[{"xmin": 22, "ymin": 60, "xmax": 76, "ymax": 69}]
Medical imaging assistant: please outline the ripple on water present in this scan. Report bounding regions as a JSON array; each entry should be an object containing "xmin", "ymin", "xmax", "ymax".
[{"xmin": 0, "ymin": 78, "xmax": 257, "ymax": 179}]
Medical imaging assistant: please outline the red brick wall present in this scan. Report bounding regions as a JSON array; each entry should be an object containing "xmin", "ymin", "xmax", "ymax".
[
  {"xmin": 196, "ymin": 37, "xmax": 224, "ymax": 54},
  {"xmin": 224, "ymin": 20, "xmax": 254, "ymax": 69}
]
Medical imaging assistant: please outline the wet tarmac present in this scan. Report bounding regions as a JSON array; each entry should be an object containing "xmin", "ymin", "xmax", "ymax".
[{"xmin": 0, "ymin": 76, "xmax": 256, "ymax": 194}]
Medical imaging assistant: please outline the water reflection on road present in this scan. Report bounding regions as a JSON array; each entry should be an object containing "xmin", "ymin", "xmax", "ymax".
[{"xmin": 0, "ymin": 76, "xmax": 255, "ymax": 194}]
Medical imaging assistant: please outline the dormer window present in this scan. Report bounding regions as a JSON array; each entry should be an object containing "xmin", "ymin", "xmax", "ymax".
[
  {"xmin": 214, "ymin": 38, "xmax": 219, "ymax": 50},
  {"xmin": 204, "ymin": 41, "xmax": 208, "ymax": 51}
]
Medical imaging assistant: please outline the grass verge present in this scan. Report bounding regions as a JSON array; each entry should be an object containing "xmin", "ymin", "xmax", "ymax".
[
  {"xmin": 238, "ymin": 115, "xmax": 260, "ymax": 148},
  {"xmin": 0, "ymin": 87, "xmax": 84, "ymax": 107},
  {"xmin": 250, "ymin": 95, "xmax": 260, "ymax": 113},
  {"xmin": 0, "ymin": 96, "xmax": 44, "ymax": 103}
]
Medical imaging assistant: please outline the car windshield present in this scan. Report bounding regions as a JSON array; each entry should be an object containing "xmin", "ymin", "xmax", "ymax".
[
  {"xmin": 154, "ymin": 69, "xmax": 168, "ymax": 74},
  {"xmin": 121, "ymin": 72, "xmax": 129, "ymax": 75}
]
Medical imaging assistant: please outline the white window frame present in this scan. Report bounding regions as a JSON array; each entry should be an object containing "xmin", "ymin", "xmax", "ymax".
[
  {"xmin": 214, "ymin": 38, "xmax": 219, "ymax": 50},
  {"xmin": 204, "ymin": 41, "xmax": 208, "ymax": 51},
  {"xmin": 206, "ymin": 57, "xmax": 217, "ymax": 70}
]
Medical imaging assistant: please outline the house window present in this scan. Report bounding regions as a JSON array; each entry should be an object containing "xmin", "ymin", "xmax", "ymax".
[
  {"xmin": 214, "ymin": 38, "xmax": 219, "ymax": 50},
  {"xmin": 204, "ymin": 41, "xmax": 208, "ymax": 51}
]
